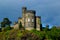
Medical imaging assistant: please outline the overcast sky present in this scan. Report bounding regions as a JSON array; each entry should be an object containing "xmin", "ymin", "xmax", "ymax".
[{"xmin": 0, "ymin": 0, "xmax": 60, "ymax": 27}]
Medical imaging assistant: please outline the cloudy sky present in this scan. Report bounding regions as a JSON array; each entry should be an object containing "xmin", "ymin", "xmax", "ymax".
[{"xmin": 0, "ymin": 0, "xmax": 60, "ymax": 27}]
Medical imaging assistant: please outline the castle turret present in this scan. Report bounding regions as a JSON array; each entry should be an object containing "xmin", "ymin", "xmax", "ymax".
[
  {"xmin": 36, "ymin": 16, "xmax": 42, "ymax": 31},
  {"xmin": 22, "ymin": 7, "xmax": 27, "ymax": 28}
]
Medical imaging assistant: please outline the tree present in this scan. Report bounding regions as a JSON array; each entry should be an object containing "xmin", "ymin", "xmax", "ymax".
[
  {"xmin": 44, "ymin": 25, "xmax": 49, "ymax": 32},
  {"xmin": 1, "ymin": 18, "xmax": 11, "ymax": 28},
  {"xmin": 19, "ymin": 22, "xmax": 23, "ymax": 29},
  {"xmin": 51, "ymin": 26, "xmax": 57, "ymax": 31},
  {"xmin": 1, "ymin": 18, "xmax": 12, "ymax": 31},
  {"xmin": 1, "ymin": 22, "xmax": 5, "ymax": 27}
]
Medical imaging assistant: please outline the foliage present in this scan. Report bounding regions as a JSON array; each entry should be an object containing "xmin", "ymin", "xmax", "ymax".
[
  {"xmin": 0, "ymin": 29, "xmax": 41, "ymax": 40},
  {"xmin": 0, "ymin": 27, "xmax": 60, "ymax": 40},
  {"xmin": 1, "ymin": 18, "xmax": 11, "ymax": 28},
  {"xmin": 4, "ymin": 26, "xmax": 11, "ymax": 31},
  {"xmin": 19, "ymin": 21, "xmax": 25, "ymax": 30},
  {"xmin": 19, "ymin": 22, "xmax": 22, "ymax": 29},
  {"xmin": 30, "ymin": 29, "xmax": 45, "ymax": 40},
  {"xmin": 44, "ymin": 25, "xmax": 49, "ymax": 32}
]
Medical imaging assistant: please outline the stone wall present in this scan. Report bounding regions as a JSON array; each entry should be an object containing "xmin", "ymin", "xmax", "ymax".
[
  {"xmin": 25, "ymin": 10, "xmax": 36, "ymax": 30},
  {"xmin": 13, "ymin": 24, "xmax": 19, "ymax": 29},
  {"xmin": 36, "ymin": 16, "xmax": 41, "ymax": 31}
]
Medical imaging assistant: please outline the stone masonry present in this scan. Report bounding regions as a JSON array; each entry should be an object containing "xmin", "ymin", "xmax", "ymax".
[{"xmin": 13, "ymin": 7, "xmax": 42, "ymax": 31}]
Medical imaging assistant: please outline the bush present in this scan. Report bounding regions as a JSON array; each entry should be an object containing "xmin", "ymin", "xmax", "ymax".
[{"xmin": 2, "ymin": 26, "xmax": 11, "ymax": 32}]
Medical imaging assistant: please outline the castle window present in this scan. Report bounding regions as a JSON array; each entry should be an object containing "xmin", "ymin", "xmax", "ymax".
[
  {"xmin": 28, "ymin": 18, "xmax": 30, "ymax": 22},
  {"xmin": 32, "ymin": 19, "xmax": 34, "ymax": 22}
]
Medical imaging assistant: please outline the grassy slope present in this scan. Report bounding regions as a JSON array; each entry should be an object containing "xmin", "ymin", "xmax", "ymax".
[
  {"xmin": 0, "ymin": 29, "xmax": 41, "ymax": 40},
  {"xmin": 1, "ymin": 29, "xmax": 60, "ymax": 40}
]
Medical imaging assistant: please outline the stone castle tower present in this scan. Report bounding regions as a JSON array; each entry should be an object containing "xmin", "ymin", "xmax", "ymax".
[
  {"xmin": 14, "ymin": 7, "xmax": 42, "ymax": 31},
  {"xmin": 36, "ymin": 16, "xmax": 42, "ymax": 31}
]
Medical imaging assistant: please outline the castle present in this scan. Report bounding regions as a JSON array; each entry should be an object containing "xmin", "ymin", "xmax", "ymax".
[{"xmin": 13, "ymin": 7, "xmax": 42, "ymax": 31}]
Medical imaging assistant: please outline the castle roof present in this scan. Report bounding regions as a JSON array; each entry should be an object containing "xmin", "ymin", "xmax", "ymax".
[
  {"xmin": 22, "ymin": 7, "xmax": 27, "ymax": 10},
  {"xmin": 26, "ymin": 10, "xmax": 36, "ymax": 14},
  {"xmin": 18, "ymin": 17, "xmax": 22, "ymax": 19},
  {"xmin": 36, "ymin": 16, "xmax": 41, "ymax": 18}
]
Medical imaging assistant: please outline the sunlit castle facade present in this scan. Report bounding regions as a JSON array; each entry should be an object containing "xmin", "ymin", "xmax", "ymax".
[{"xmin": 14, "ymin": 7, "xmax": 42, "ymax": 31}]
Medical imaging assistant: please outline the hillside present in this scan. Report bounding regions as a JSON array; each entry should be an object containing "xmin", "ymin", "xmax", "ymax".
[
  {"xmin": 0, "ymin": 27, "xmax": 60, "ymax": 40},
  {"xmin": 0, "ymin": 29, "xmax": 41, "ymax": 40}
]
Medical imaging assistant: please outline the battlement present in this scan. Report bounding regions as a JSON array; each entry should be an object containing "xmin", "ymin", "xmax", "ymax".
[{"xmin": 26, "ymin": 10, "xmax": 36, "ymax": 14}]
